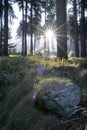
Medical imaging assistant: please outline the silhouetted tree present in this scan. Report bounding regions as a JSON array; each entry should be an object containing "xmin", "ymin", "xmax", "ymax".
[
  {"xmin": 3, "ymin": 0, "xmax": 9, "ymax": 56},
  {"xmin": 56, "ymin": 0, "xmax": 67, "ymax": 59},
  {"xmin": 80, "ymin": 0, "xmax": 86, "ymax": 57},
  {"xmin": 73, "ymin": 0, "xmax": 79, "ymax": 57}
]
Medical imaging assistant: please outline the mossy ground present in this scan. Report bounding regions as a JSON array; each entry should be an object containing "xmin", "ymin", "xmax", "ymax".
[{"xmin": 0, "ymin": 56, "xmax": 87, "ymax": 130}]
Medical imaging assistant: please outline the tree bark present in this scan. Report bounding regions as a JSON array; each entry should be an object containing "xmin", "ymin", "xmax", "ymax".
[
  {"xmin": 56, "ymin": 0, "xmax": 67, "ymax": 59},
  {"xmin": 30, "ymin": 0, "xmax": 33, "ymax": 55},
  {"xmin": 0, "ymin": 16, "xmax": 2, "ymax": 56},
  {"xmin": 22, "ymin": 0, "xmax": 25, "ymax": 56},
  {"xmin": 73, "ymin": 0, "xmax": 79, "ymax": 57},
  {"xmin": 80, "ymin": 0, "xmax": 86, "ymax": 57},
  {"xmin": 24, "ymin": 0, "xmax": 28, "ymax": 56},
  {"xmin": 3, "ymin": 0, "xmax": 8, "ymax": 56}
]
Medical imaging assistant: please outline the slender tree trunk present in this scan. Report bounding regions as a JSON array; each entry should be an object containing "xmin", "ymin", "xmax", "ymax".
[
  {"xmin": 30, "ymin": 0, "xmax": 33, "ymax": 55},
  {"xmin": 24, "ymin": 0, "xmax": 27, "ymax": 56},
  {"xmin": 3, "ymin": 0, "xmax": 8, "ymax": 56},
  {"xmin": 0, "ymin": 17, "xmax": 2, "ymax": 56},
  {"xmin": 73, "ymin": 0, "xmax": 79, "ymax": 57},
  {"xmin": 0, "ymin": 0, "xmax": 3, "ymax": 56},
  {"xmin": 56, "ymin": 0, "xmax": 67, "ymax": 59},
  {"xmin": 22, "ymin": 0, "xmax": 25, "ymax": 56},
  {"xmin": 44, "ymin": 0, "xmax": 47, "ymax": 53},
  {"xmin": 44, "ymin": 13, "xmax": 46, "ymax": 54},
  {"xmin": 34, "ymin": 33, "xmax": 36, "ymax": 54},
  {"xmin": 80, "ymin": 0, "xmax": 86, "ymax": 57}
]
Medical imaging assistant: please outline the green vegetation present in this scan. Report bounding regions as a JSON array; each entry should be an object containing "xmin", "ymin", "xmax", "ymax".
[{"xmin": 0, "ymin": 56, "xmax": 87, "ymax": 130}]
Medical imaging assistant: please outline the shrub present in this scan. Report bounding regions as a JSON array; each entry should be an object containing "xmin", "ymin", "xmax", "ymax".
[{"xmin": 0, "ymin": 57, "xmax": 28, "ymax": 88}]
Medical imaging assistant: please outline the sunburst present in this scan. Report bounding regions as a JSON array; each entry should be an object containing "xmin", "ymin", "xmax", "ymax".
[
  {"xmin": 37, "ymin": 23, "xmax": 67, "ymax": 56},
  {"xmin": 40, "ymin": 22, "xmax": 67, "ymax": 41}
]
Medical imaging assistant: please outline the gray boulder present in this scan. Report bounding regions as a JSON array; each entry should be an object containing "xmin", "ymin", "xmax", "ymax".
[{"xmin": 40, "ymin": 83, "xmax": 81, "ymax": 118}]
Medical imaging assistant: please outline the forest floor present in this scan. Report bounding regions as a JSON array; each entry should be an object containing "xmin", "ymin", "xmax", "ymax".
[{"xmin": 0, "ymin": 56, "xmax": 87, "ymax": 130}]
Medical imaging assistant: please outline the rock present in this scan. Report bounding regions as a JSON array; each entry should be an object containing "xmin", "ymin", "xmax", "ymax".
[{"xmin": 38, "ymin": 83, "xmax": 81, "ymax": 118}]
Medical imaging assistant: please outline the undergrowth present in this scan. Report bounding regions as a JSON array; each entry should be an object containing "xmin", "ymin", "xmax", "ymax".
[{"xmin": 0, "ymin": 56, "xmax": 87, "ymax": 130}]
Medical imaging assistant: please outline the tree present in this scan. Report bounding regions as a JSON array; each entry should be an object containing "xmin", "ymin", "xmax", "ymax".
[
  {"xmin": 16, "ymin": 0, "xmax": 42, "ymax": 56},
  {"xmin": 73, "ymin": 0, "xmax": 79, "ymax": 57},
  {"xmin": 80, "ymin": 0, "xmax": 86, "ymax": 57},
  {"xmin": 15, "ymin": 0, "xmax": 26, "ymax": 56},
  {"xmin": 68, "ymin": 0, "xmax": 87, "ymax": 57},
  {"xmin": 0, "ymin": 1, "xmax": 3, "ymax": 56},
  {"xmin": 24, "ymin": 0, "xmax": 28, "ymax": 56},
  {"xmin": 3, "ymin": 0, "xmax": 9, "ymax": 56},
  {"xmin": 30, "ymin": 0, "xmax": 42, "ymax": 55},
  {"xmin": 56, "ymin": 0, "xmax": 67, "ymax": 59},
  {"xmin": 0, "ymin": 0, "xmax": 15, "ymax": 56},
  {"xmin": 30, "ymin": 0, "xmax": 33, "ymax": 55},
  {"xmin": 46, "ymin": 0, "xmax": 56, "ymax": 24}
]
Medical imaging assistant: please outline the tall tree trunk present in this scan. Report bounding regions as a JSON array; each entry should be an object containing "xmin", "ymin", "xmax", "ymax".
[
  {"xmin": 30, "ymin": 0, "xmax": 33, "ymax": 55},
  {"xmin": 24, "ymin": 0, "xmax": 27, "ymax": 56},
  {"xmin": 0, "ymin": 17, "xmax": 2, "ymax": 56},
  {"xmin": 56, "ymin": 0, "xmax": 67, "ymax": 59},
  {"xmin": 34, "ymin": 33, "xmax": 36, "ymax": 54},
  {"xmin": 0, "ymin": 0, "xmax": 3, "ymax": 56},
  {"xmin": 73, "ymin": 0, "xmax": 79, "ymax": 57},
  {"xmin": 3, "ymin": 0, "xmax": 8, "ymax": 56},
  {"xmin": 44, "ymin": 3, "xmax": 47, "ymax": 54},
  {"xmin": 80, "ymin": 0, "xmax": 86, "ymax": 57},
  {"xmin": 22, "ymin": 0, "xmax": 25, "ymax": 56}
]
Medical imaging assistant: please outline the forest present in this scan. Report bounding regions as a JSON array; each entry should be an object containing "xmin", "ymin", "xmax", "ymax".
[
  {"xmin": 0, "ymin": 0, "xmax": 87, "ymax": 130},
  {"xmin": 0, "ymin": 0, "xmax": 87, "ymax": 57}
]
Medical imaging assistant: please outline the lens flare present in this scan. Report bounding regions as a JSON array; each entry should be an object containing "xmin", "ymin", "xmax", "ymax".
[
  {"xmin": 36, "ymin": 65, "xmax": 45, "ymax": 75},
  {"xmin": 32, "ymin": 93, "xmax": 36, "ymax": 100},
  {"xmin": 38, "ymin": 23, "xmax": 67, "ymax": 55},
  {"xmin": 40, "ymin": 23, "xmax": 67, "ymax": 40}
]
